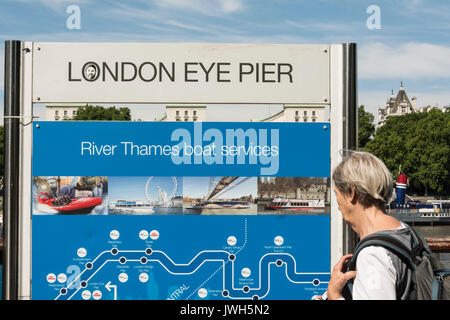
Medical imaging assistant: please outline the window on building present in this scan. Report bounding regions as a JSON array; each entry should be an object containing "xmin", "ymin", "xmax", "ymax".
[
  {"xmin": 295, "ymin": 111, "xmax": 298, "ymax": 115},
  {"xmin": 304, "ymin": 118, "xmax": 308, "ymax": 122},
  {"xmin": 193, "ymin": 111, "xmax": 197, "ymax": 115},
  {"xmin": 304, "ymin": 111, "xmax": 307, "ymax": 116},
  {"xmin": 55, "ymin": 110, "xmax": 59, "ymax": 115},
  {"xmin": 312, "ymin": 118, "xmax": 316, "ymax": 122},
  {"xmin": 73, "ymin": 110, "xmax": 77, "ymax": 116},
  {"xmin": 312, "ymin": 111, "xmax": 316, "ymax": 116},
  {"xmin": 185, "ymin": 111, "xmax": 188, "ymax": 116},
  {"xmin": 176, "ymin": 111, "xmax": 179, "ymax": 115}
]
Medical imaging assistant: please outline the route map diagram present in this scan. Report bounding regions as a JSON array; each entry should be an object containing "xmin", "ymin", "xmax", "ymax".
[{"xmin": 32, "ymin": 215, "xmax": 330, "ymax": 300}]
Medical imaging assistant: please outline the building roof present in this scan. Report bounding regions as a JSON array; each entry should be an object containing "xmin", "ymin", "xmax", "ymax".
[
  {"xmin": 45, "ymin": 103, "xmax": 87, "ymax": 108},
  {"xmin": 284, "ymin": 104, "xmax": 326, "ymax": 108},
  {"xmin": 255, "ymin": 104, "xmax": 325, "ymax": 122},
  {"xmin": 165, "ymin": 104, "xmax": 206, "ymax": 108},
  {"xmin": 392, "ymin": 86, "xmax": 414, "ymax": 113},
  {"xmin": 380, "ymin": 82, "xmax": 415, "ymax": 114}
]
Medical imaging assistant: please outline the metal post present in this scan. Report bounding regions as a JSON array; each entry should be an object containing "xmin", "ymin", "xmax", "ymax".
[
  {"xmin": 342, "ymin": 43, "xmax": 358, "ymax": 253},
  {"xmin": 3, "ymin": 40, "xmax": 22, "ymax": 300}
]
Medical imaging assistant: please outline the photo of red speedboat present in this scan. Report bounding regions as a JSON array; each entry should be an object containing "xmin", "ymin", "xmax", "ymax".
[
  {"xmin": 38, "ymin": 192, "xmax": 103, "ymax": 214},
  {"xmin": 33, "ymin": 176, "xmax": 108, "ymax": 215}
]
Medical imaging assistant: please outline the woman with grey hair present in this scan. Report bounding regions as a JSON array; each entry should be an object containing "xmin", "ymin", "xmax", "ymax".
[{"xmin": 324, "ymin": 151, "xmax": 413, "ymax": 300}]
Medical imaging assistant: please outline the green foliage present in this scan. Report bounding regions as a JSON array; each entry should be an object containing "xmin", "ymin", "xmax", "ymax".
[
  {"xmin": 366, "ymin": 110, "xmax": 450, "ymax": 196},
  {"xmin": 0, "ymin": 125, "xmax": 3, "ymax": 177},
  {"xmin": 358, "ymin": 105, "xmax": 375, "ymax": 149},
  {"xmin": 72, "ymin": 105, "xmax": 131, "ymax": 121}
]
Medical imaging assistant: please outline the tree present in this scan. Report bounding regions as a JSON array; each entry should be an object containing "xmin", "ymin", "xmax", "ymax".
[
  {"xmin": 366, "ymin": 110, "xmax": 450, "ymax": 196},
  {"xmin": 72, "ymin": 105, "xmax": 131, "ymax": 121},
  {"xmin": 0, "ymin": 126, "xmax": 3, "ymax": 177},
  {"xmin": 358, "ymin": 105, "xmax": 375, "ymax": 149}
]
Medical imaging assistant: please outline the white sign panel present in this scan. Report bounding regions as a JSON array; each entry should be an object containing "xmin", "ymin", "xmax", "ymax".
[{"xmin": 32, "ymin": 42, "xmax": 330, "ymax": 104}]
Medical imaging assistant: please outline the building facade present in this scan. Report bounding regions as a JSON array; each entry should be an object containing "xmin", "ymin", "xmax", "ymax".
[
  {"xmin": 378, "ymin": 82, "xmax": 449, "ymax": 127},
  {"xmin": 257, "ymin": 104, "xmax": 326, "ymax": 122},
  {"xmin": 45, "ymin": 103, "xmax": 86, "ymax": 121},
  {"xmin": 257, "ymin": 177, "xmax": 329, "ymax": 202},
  {"xmin": 158, "ymin": 104, "xmax": 207, "ymax": 122},
  {"xmin": 377, "ymin": 83, "xmax": 416, "ymax": 127}
]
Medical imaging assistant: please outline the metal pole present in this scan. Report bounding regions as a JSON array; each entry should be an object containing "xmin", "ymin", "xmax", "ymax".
[
  {"xmin": 3, "ymin": 40, "xmax": 22, "ymax": 300},
  {"xmin": 342, "ymin": 43, "xmax": 359, "ymax": 253}
]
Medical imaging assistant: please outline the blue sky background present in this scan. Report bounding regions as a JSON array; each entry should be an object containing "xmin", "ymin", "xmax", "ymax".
[{"xmin": 1, "ymin": 0, "xmax": 450, "ymax": 120}]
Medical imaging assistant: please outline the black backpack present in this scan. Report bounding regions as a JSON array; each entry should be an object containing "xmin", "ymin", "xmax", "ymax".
[{"xmin": 342, "ymin": 226, "xmax": 450, "ymax": 300}]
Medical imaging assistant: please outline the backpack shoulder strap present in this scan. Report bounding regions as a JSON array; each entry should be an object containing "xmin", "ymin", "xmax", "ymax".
[
  {"xmin": 343, "ymin": 233, "xmax": 416, "ymax": 300},
  {"xmin": 347, "ymin": 233, "xmax": 417, "ymax": 272},
  {"xmin": 408, "ymin": 226, "xmax": 432, "ymax": 256}
]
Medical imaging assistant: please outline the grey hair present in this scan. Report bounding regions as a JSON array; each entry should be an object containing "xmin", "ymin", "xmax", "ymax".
[{"xmin": 332, "ymin": 151, "xmax": 393, "ymax": 210}]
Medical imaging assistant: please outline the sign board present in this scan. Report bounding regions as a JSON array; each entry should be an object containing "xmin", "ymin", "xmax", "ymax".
[
  {"xmin": 32, "ymin": 43, "xmax": 330, "ymax": 104},
  {"xmin": 31, "ymin": 121, "xmax": 331, "ymax": 300},
  {"xmin": 4, "ymin": 41, "xmax": 357, "ymax": 301}
]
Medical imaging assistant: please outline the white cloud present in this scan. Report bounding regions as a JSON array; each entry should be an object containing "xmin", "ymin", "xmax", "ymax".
[
  {"xmin": 15, "ymin": 0, "xmax": 84, "ymax": 5},
  {"xmin": 10, "ymin": 0, "xmax": 86, "ymax": 9},
  {"xmin": 165, "ymin": 19, "xmax": 216, "ymax": 34},
  {"xmin": 154, "ymin": 0, "xmax": 244, "ymax": 16},
  {"xmin": 220, "ymin": 0, "xmax": 243, "ymax": 14},
  {"xmin": 359, "ymin": 42, "xmax": 450, "ymax": 80},
  {"xmin": 285, "ymin": 19, "xmax": 357, "ymax": 33}
]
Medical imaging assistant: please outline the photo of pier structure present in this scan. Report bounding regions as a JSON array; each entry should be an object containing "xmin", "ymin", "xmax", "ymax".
[{"xmin": 183, "ymin": 177, "xmax": 257, "ymax": 215}]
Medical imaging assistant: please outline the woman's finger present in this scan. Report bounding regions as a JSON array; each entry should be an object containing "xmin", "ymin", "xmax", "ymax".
[
  {"xmin": 335, "ymin": 254, "xmax": 353, "ymax": 269},
  {"xmin": 344, "ymin": 271, "xmax": 357, "ymax": 281}
]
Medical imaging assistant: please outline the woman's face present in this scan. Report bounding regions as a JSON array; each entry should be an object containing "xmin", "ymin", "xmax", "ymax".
[{"xmin": 334, "ymin": 185, "xmax": 353, "ymax": 221}]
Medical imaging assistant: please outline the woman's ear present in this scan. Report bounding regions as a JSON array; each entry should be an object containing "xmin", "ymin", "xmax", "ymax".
[{"xmin": 350, "ymin": 188, "xmax": 358, "ymax": 205}]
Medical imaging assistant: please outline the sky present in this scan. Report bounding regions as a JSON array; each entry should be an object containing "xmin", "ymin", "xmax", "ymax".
[
  {"xmin": 1, "ymin": 0, "xmax": 450, "ymax": 120},
  {"xmin": 108, "ymin": 176, "xmax": 182, "ymax": 202}
]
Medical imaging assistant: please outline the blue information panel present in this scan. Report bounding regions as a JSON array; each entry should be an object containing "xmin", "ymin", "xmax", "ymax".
[{"xmin": 31, "ymin": 121, "xmax": 331, "ymax": 300}]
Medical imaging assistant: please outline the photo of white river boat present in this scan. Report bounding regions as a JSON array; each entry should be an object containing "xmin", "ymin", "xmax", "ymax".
[
  {"xmin": 257, "ymin": 177, "xmax": 331, "ymax": 215},
  {"xmin": 108, "ymin": 176, "xmax": 183, "ymax": 215}
]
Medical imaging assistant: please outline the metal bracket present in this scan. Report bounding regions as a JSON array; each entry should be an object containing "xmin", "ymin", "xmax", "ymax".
[{"xmin": 3, "ymin": 115, "xmax": 39, "ymax": 126}]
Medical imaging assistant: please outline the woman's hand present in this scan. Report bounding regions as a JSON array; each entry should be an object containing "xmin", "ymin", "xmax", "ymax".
[{"xmin": 326, "ymin": 254, "xmax": 357, "ymax": 300}]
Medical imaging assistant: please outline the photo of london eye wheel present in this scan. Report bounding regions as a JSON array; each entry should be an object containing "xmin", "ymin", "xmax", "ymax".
[
  {"xmin": 182, "ymin": 177, "xmax": 257, "ymax": 215},
  {"xmin": 108, "ymin": 176, "xmax": 183, "ymax": 215},
  {"xmin": 32, "ymin": 176, "xmax": 108, "ymax": 215}
]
